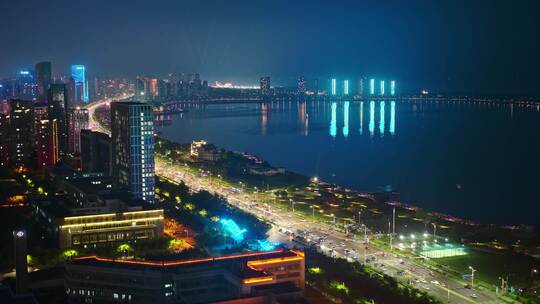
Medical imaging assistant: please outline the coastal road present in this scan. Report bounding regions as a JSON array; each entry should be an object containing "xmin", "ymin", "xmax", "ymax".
[{"xmin": 154, "ymin": 157, "xmax": 502, "ymax": 304}]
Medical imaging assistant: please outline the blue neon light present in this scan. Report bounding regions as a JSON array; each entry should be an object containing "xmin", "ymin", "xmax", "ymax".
[
  {"xmin": 390, "ymin": 80, "xmax": 396, "ymax": 96},
  {"xmin": 359, "ymin": 101, "xmax": 363, "ymax": 135},
  {"xmin": 330, "ymin": 102, "xmax": 337, "ymax": 138},
  {"xmin": 331, "ymin": 79, "xmax": 337, "ymax": 96},
  {"xmin": 370, "ymin": 79, "xmax": 375, "ymax": 95},
  {"xmin": 379, "ymin": 101, "xmax": 385, "ymax": 135},
  {"xmin": 369, "ymin": 101, "xmax": 375, "ymax": 137},
  {"xmin": 343, "ymin": 101, "xmax": 349, "ymax": 138},
  {"xmin": 220, "ymin": 219, "xmax": 247, "ymax": 242},
  {"xmin": 256, "ymin": 240, "xmax": 279, "ymax": 251},
  {"xmin": 71, "ymin": 65, "xmax": 89, "ymax": 102},
  {"xmin": 390, "ymin": 101, "xmax": 395, "ymax": 135},
  {"xmin": 343, "ymin": 80, "xmax": 349, "ymax": 95},
  {"xmin": 19, "ymin": 70, "xmax": 30, "ymax": 75},
  {"xmin": 380, "ymin": 80, "xmax": 385, "ymax": 96}
]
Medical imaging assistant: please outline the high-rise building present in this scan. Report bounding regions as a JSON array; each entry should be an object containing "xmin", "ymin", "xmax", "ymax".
[
  {"xmin": 148, "ymin": 78, "xmax": 158, "ymax": 96},
  {"xmin": 48, "ymin": 84, "xmax": 69, "ymax": 157},
  {"xmin": 370, "ymin": 78, "xmax": 375, "ymax": 95},
  {"xmin": 35, "ymin": 61, "xmax": 52, "ymax": 102},
  {"xmin": 344, "ymin": 80, "xmax": 349, "ymax": 95},
  {"xmin": 0, "ymin": 114, "xmax": 9, "ymax": 167},
  {"xmin": 81, "ymin": 129, "xmax": 112, "ymax": 175},
  {"xmin": 15, "ymin": 70, "xmax": 36, "ymax": 100},
  {"xmin": 331, "ymin": 78, "xmax": 337, "ymax": 96},
  {"xmin": 260, "ymin": 76, "xmax": 271, "ymax": 97},
  {"xmin": 390, "ymin": 80, "xmax": 396, "ymax": 96},
  {"xmin": 297, "ymin": 76, "xmax": 307, "ymax": 94},
  {"xmin": 37, "ymin": 118, "xmax": 58, "ymax": 167},
  {"xmin": 13, "ymin": 229, "xmax": 29, "ymax": 294},
  {"xmin": 380, "ymin": 80, "xmax": 385, "ymax": 96},
  {"xmin": 8, "ymin": 100, "xmax": 34, "ymax": 169},
  {"xmin": 111, "ymin": 102, "xmax": 155, "ymax": 203},
  {"xmin": 71, "ymin": 65, "xmax": 89, "ymax": 103},
  {"xmin": 358, "ymin": 78, "xmax": 365, "ymax": 96},
  {"xmin": 68, "ymin": 108, "xmax": 89, "ymax": 153}
]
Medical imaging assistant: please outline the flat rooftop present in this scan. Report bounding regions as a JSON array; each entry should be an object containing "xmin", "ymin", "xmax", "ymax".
[{"xmin": 69, "ymin": 249, "xmax": 304, "ymax": 277}]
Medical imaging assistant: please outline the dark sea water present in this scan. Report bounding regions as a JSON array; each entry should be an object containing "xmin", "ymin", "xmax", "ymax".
[{"xmin": 156, "ymin": 100, "xmax": 540, "ymax": 226}]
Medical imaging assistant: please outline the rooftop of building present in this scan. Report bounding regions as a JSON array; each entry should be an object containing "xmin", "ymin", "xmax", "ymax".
[
  {"xmin": 33, "ymin": 191, "xmax": 159, "ymax": 219},
  {"xmin": 68, "ymin": 249, "xmax": 304, "ymax": 277}
]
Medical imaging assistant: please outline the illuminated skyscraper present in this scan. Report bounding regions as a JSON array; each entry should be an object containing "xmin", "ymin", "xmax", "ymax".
[
  {"xmin": 37, "ymin": 118, "xmax": 58, "ymax": 167},
  {"xmin": 343, "ymin": 80, "xmax": 349, "ymax": 95},
  {"xmin": 68, "ymin": 108, "xmax": 89, "ymax": 153},
  {"xmin": 259, "ymin": 76, "xmax": 271, "ymax": 97},
  {"xmin": 8, "ymin": 100, "xmax": 34, "ymax": 168},
  {"xmin": 390, "ymin": 80, "xmax": 396, "ymax": 96},
  {"xmin": 15, "ymin": 70, "xmax": 36, "ymax": 100},
  {"xmin": 297, "ymin": 76, "xmax": 307, "ymax": 94},
  {"xmin": 48, "ymin": 84, "xmax": 69, "ymax": 157},
  {"xmin": 370, "ymin": 79, "xmax": 375, "ymax": 95},
  {"xmin": 358, "ymin": 78, "xmax": 364, "ymax": 96},
  {"xmin": 71, "ymin": 65, "xmax": 89, "ymax": 103},
  {"xmin": 380, "ymin": 80, "xmax": 385, "ymax": 96},
  {"xmin": 0, "ymin": 114, "xmax": 10, "ymax": 167},
  {"xmin": 331, "ymin": 78, "xmax": 337, "ymax": 96},
  {"xmin": 35, "ymin": 61, "xmax": 51, "ymax": 102},
  {"xmin": 111, "ymin": 102, "xmax": 155, "ymax": 204}
]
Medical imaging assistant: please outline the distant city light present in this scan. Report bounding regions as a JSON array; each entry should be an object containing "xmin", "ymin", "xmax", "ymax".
[
  {"xmin": 19, "ymin": 70, "xmax": 30, "ymax": 75},
  {"xmin": 331, "ymin": 78, "xmax": 337, "ymax": 96},
  {"xmin": 343, "ymin": 80, "xmax": 349, "ymax": 95},
  {"xmin": 390, "ymin": 80, "xmax": 396, "ymax": 96},
  {"xmin": 369, "ymin": 79, "xmax": 375, "ymax": 95}
]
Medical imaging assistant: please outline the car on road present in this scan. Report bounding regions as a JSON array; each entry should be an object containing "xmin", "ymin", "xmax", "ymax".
[{"xmin": 470, "ymin": 294, "xmax": 478, "ymax": 299}]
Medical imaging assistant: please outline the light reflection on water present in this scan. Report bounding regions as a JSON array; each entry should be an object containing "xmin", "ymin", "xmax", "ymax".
[{"xmin": 157, "ymin": 99, "xmax": 540, "ymax": 225}]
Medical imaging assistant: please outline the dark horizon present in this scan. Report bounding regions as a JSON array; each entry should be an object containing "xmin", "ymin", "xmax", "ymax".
[{"xmin": 1, "ymin": 0, "xmax": 540, "ymax": 95}]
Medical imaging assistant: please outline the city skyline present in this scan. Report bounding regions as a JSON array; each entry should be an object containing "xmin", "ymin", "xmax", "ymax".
[{"xmin": 1, "ymin": 0, "xmax": 540, "ymax": 95}]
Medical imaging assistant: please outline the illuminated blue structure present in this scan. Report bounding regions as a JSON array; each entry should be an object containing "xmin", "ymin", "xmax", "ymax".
[
  {"xmin": 71, "ymin": 64, "xmax": 89, "ymax": 103},
  {"xmin": 369, "ymin": 79, "xmax": 375, "ymax": 95},
  {"xmin": 379, "ymin": 101, "xmax": 385, "ymax": 135},
  {"xmin": 390, "ymin": 101, "xmax": 396, "ymax": 135},
  {"xmin": 331, "ymin": 78, "xmax": 337, "ymax": 96},
  {"xmin": 255, "ymin": 240, "xmax": 279, "ymax": 251},
  {"xmin": 220, "ymin": 219, "xmax": 247, "ymax": 242},
  {"xmin": 369, "ymin": 101, "xmax": 375, "ymax": 137},
  {"xmin": 380, "ymin": 80, "xmax": 385, "ymax": 96},
  {"xmin": 343, "ymin": 80, "xmax": 349, "ymax": 95},
  {"xmin": 343, "ymin": 101, "xmax": 349, "ymax": 138},
  {"xmin": 390, "ymin": 80, "xmax": 396, "ymax": 96},
  {"xmin": 330, "ymin": 102, "xmax": 337, "ymax": 138}
]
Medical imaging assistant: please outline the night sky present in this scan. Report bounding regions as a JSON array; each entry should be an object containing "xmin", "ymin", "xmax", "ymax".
[{"xmin": 1, "ymin": 0, "xmax": 539, "ymax": 94}]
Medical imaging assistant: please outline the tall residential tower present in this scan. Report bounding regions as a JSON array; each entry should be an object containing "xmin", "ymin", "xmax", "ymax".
[{"xmin": 111, "ymin": 102, "xmax": 155, "ymax": 203}]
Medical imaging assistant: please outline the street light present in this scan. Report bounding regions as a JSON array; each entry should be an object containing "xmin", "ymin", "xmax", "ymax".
[{"xmin": 469, "ymin": 266, "xmax": 476, "ymax": 288}]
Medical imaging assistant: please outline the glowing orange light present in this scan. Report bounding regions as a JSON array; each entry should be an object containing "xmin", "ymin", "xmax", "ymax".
[{"xmin": 243, "ymin": 276, "xmax": 274, "ymax": 284}]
